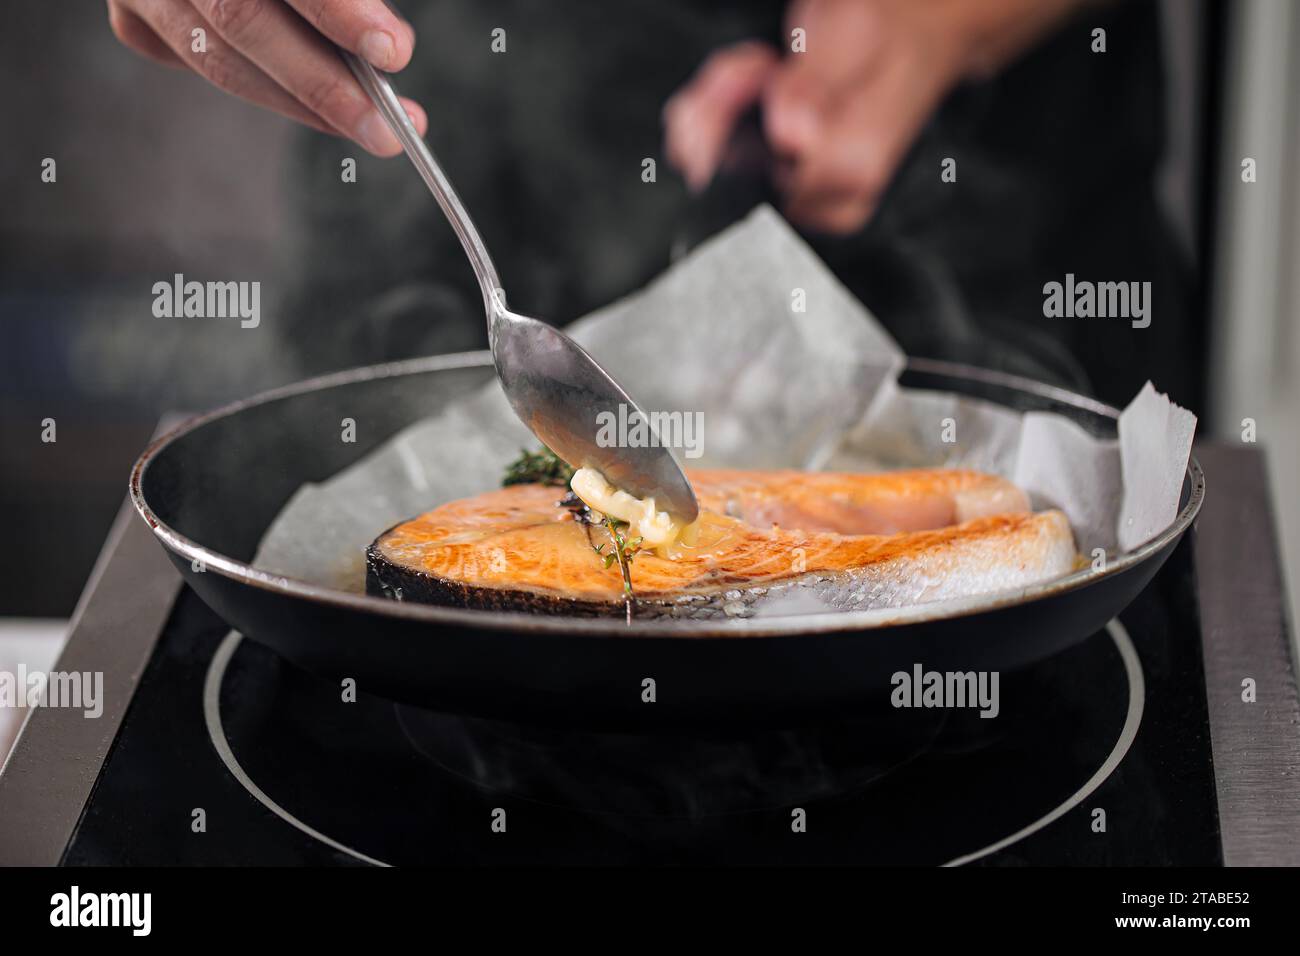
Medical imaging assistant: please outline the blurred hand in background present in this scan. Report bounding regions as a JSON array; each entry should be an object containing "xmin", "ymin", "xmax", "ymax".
[
  {"xmin": 106, "ymin": 0, "xmax": 426, "ymax": 155},
  {"xmin": 663, "ymin": 0, "xmax": 1086, "ymax": 233}
]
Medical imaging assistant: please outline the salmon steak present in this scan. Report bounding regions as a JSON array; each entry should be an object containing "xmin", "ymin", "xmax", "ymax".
[{"xmin": 365, "ymin": 468, "xmax": 1078, "ymax": 619}]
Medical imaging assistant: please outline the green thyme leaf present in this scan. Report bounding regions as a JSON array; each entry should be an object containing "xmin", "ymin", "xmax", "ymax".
[{"xmin": 502, "ymin": 447, "xmax": 575, "ymax": 487}]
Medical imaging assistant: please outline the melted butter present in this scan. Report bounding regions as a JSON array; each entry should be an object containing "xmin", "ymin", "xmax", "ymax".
[{"xmin": 570, "ymin": 467, "xmax": 698, "ymax": 558}]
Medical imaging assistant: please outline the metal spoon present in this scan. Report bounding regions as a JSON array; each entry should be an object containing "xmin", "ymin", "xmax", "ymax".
[{"xmin": 342, "ymin": 53, "xmax": 698, "ymax": 523}]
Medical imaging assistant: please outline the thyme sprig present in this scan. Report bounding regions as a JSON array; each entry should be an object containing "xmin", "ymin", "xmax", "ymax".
[
  {"xmin": 596, "ymin": 517, "xmax": 642, "ymax": 595},
  {"xmin": 502, "ymin": 447, "xmax": 575, "ymax": 487},
  {"xmin": 563, "ymin": 494, "xmax": 642, "ymax": 622},
  {"xmin": 598, "ymin": 516, "xmax": 641, "ymax": 625},
  {"xmin": 503, "ymin": 448, "xmax": 640, "ymax": 622}
]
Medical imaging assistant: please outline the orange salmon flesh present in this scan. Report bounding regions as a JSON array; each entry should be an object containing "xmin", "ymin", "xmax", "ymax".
[{"xmin": 366, "ymin": 469, "xmax": 1079, "ymax": 616}]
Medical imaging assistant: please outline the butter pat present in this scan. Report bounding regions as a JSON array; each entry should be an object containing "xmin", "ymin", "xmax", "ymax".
[{"xmin": 570, "ymin": 467, "xmax": 696, "ymax": 555}]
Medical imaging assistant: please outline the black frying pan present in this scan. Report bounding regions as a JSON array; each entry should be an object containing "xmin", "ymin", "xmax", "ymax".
[{"xmin": 129, "ymin": 353, "xmax": 1202, "ymax": 731}]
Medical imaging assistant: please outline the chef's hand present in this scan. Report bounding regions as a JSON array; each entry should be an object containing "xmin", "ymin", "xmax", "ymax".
[
  {"xmin": 106, "ymin": 0, "xmax": 426, "ymax": 156},
  {"xmin": 664, "ymin": 0, "xmax": 1085, "ymax": 233}
]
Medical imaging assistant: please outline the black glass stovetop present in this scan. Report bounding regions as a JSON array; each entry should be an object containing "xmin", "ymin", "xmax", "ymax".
[{"xmin": 63, "ymin": 534, "xmax": 1220, "ymax": 865}]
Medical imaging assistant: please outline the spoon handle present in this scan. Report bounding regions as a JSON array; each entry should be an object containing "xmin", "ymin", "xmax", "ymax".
[{"xmin": 341, "ymin": 51, "xmax": 504, "ymax": 318}]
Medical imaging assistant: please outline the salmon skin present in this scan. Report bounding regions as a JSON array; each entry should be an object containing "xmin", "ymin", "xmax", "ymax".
[{"xmin": 365, "ymin": 469, "xmax": 1078, "ymax": 619}]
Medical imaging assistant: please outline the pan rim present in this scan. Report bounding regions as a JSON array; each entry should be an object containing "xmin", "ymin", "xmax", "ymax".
[{"xmin": 128, "ymin": 352, "xmax": 1205, "ymax": 639}]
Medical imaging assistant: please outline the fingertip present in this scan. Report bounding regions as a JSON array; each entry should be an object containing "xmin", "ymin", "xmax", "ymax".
[
  {"xmin": 400, "ymin": 16, "xmax": 417, "ymax": 56},
  {"xmin": 362, "ymin": 1, "xmax": 417, "ymax": 71},
  {"xmin": 661, "ymin": 91, "xmax": 683, "ymax": 127},
  {"xmin": 388, "ymin": 25, "xmax": 416, "ymax": 72},
  {"xmin": 663, "ymin": 99, "xmax": 714, "ymax": 192},
  {"xmin": 356, "ymin": 110, "xmax": 404, "ymax": 157},
  {"xmin": 359, "ymin": 29, "xmax": 410, "ymax": 72},
  {"xmin": 364, "ymin": 140, "xmax": 404, "ymax": 159},
  {"xmin": 400, "ymin": 98, "xmax": 427, "ymax": 136}
]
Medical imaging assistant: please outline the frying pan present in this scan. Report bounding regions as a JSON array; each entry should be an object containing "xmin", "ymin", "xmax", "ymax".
[{"xmin": 129, "ymin": 353, "xmax": 1203, "ymax": 730}]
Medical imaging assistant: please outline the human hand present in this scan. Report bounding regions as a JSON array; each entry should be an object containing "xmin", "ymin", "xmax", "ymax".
[
  {"xmin": 664, "ymin": 0, "xmax": 1082, "ymax": 233},
  {"xmin": 107, "ymin": 0, "xmax": 427, "ymax": 156}
]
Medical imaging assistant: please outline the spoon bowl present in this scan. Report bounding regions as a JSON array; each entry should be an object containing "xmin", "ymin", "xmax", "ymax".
[{"xmin": 490, "ymin": 306, "xmax": 698, "ymax": 519}]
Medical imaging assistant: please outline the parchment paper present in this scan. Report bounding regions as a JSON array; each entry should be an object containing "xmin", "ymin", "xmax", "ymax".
[{"xmin": 255, "ymin": 205, "xmax": 1196, "ymax": 595}]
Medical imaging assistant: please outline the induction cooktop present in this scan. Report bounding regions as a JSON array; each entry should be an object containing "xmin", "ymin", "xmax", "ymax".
[{"xmin": 1, "ymin": 445, "xmax": 1296, "ymax": 866}]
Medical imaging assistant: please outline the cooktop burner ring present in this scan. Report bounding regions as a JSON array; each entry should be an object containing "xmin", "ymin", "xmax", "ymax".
[
  {"xmin": 202, "ymin": 634, "xmax": 390, "ymax": 867},
  {"xmin": 202, "ymin": 620, "xmax": 1144, "ymax": 866},
  {"xmin": 943, "ymin": 617, "xmax": 1143, "ymax": 865}
]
